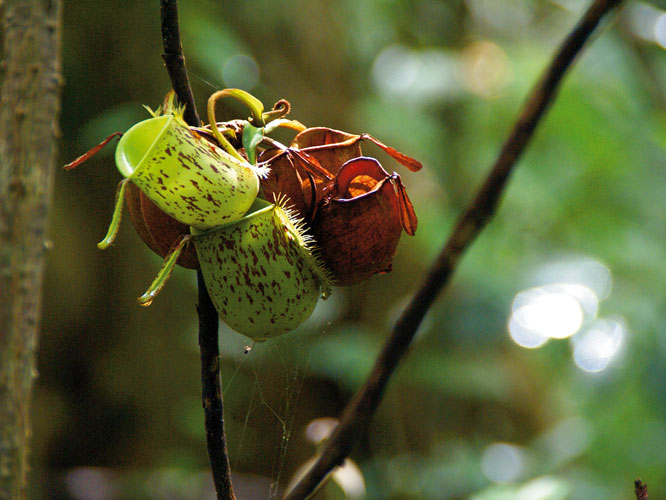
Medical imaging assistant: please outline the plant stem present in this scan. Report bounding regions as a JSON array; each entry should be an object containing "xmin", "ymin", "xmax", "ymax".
[
  {"xmin": 282, "ymin": 1, "xmax": 624, "ymax": 499},
  {"xmin": 197, "ymin": 271, "xmax": 236, "ymax": 500},
  {"xmin": 160, "ymin": 0, "xmax": 200, "ymax": 127},
  {"xmin": 159, "ymin": 2, "xmax": 236, "ymax": 499}
]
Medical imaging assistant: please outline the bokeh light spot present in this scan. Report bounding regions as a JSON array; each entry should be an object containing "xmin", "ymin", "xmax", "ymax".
[
  {"xmin": 458, "ymin": 41, "xmax": 512, "ymax": 98},
  {"xmin": 516, "ymin": 476, "xmax": 570, "ymax": 500},
  {"xmin": 539, "ymin": 417, "xmax": 592, "ymax": 464},
  {"xmin": 626, "ymin": 2, "xmax": 666, "ymax": 43},
  {"xmin": 332, "ymin": 459, "xmax": 366, "ymax": 499},
  {"xmin": 466, "ymin": 0, "xmax": 534, "ymax": 33},
  {"xmin": 305, "ymin": 417, "xmax": 338, "ymax": 445},
  {"xmin": 480, "ymin": 443, "xmax": 528, "ymax": 483},
  {"xmin": 655, "ymin": 13, "xmax": 666, "ymax": 49},
  {"xmin": 65, "ymin": 467, "xmax": 116, "ymax": 500},
  {"xmin": 571, "ymin": 319, "xmax": 625, "ymax": 372},
  {"xmin": 372, "ymin": 44, "xmax": 458, "ymax": 102},
  {"xmin": 508, "ymin": 314, "xmax": 549, "ymax": 348},
  {"xmin": 508, "ymin": 257, "xmax": 616, "ymax": 350},
  {"xmin": 534, "ymin": 257, "xmax": 611, "ymax": 301},
  {"xmin": 372, "ymin": 45, "xmax": 418, "ymax": 95},
  {"xmin": 222, "ymin": 54, "xmax": 260, "ymax": 91},
  {"xmin": 509, "ymin": 286, "xmax": 585, "ymax": 343}
]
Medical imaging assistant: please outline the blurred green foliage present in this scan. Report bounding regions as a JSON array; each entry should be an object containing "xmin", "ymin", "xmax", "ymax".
[{"xmin": 36, "ymin": 0, "xmax": 665, "ymax": 499}]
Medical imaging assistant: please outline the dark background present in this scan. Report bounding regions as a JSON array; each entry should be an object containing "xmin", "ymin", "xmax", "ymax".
[{"xmin": 34, "ymin": 1, "xmax": 666, "ymax": 498}]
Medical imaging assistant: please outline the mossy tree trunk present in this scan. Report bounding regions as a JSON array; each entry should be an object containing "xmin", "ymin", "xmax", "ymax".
[{"xmin": 0, "ymin": 1, "xmax": 61, "ymax": 498}]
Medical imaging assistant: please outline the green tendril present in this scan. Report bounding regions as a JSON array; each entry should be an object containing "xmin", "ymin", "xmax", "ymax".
[
  {"xmin": 207, "ymin": 92, "xmax": 249, "ymax": 163},
  {"xmin": 97, "ymin": 178, "xmax": 130, "ymax": 250},
  {"xmin": 138, "ymin": 234, "xmax": 193, "ymax": 307}
]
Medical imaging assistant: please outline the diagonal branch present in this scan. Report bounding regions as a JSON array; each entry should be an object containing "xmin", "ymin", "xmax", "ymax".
[
  {"xmin": 159, "ymin": 2, "xmax": 236, "ymax": 500},
  {"xmin": 282, "ymin": 1, "xmax": 624, "ymax": 498}
]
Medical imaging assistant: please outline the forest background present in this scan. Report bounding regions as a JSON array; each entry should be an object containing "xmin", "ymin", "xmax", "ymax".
[{"xmin": 34, "ymin": 0, "xmax": 665, "ymax": 498}]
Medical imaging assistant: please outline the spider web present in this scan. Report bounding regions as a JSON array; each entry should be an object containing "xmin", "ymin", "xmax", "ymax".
[{"xmin": 222, "ymin": 333, "xmax": 312, "ymax": 500}]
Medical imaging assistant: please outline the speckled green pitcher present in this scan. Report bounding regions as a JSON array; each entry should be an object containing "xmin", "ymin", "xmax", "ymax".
[
  {"xmin": 115, "ymin": 111, "xmax": 260, "ymax": 230},
  {"xmin": 193, "ymin": 198, "xmax": 331, "ymax": 341},
  {"xmin": 138, "ymin": 198, "xmax": 331, "ymax": 341}
]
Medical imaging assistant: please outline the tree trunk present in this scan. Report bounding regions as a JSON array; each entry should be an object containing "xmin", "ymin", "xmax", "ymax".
[{"xmin": 0, "ymin": 1, "xmax": 62, "ymax": 498}]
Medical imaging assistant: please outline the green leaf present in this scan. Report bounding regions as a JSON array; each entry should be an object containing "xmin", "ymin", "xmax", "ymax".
[{"xmin": 242, "ymin": 122, "xmax": 264, "ymax": 165}]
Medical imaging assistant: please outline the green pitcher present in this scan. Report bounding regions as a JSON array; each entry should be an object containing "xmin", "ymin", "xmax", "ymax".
[
  {"xmin": 193, "ymin": 198, "xmax": 331, "ymax": 341},
  {"xmin": 115, "ymin": 111, "xmax": 260, "ymax": 230},
  {"xmin": 139, "ymin": 198, "xmax": 331, "ymax": 342}
]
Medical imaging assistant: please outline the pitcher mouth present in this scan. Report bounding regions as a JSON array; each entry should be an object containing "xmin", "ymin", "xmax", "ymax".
[
  {"xmin": 189, "ymin": 198, "xmax": 274, "ymax": 237},
  {"xmin": 115, "ymin": 115, "xmax": 173, "ymax": 178}
]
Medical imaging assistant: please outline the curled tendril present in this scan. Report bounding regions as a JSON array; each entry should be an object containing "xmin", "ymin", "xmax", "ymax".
[{"xmin": 263, "ymin": 99, "xmax": 291, "ymax": 124}]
